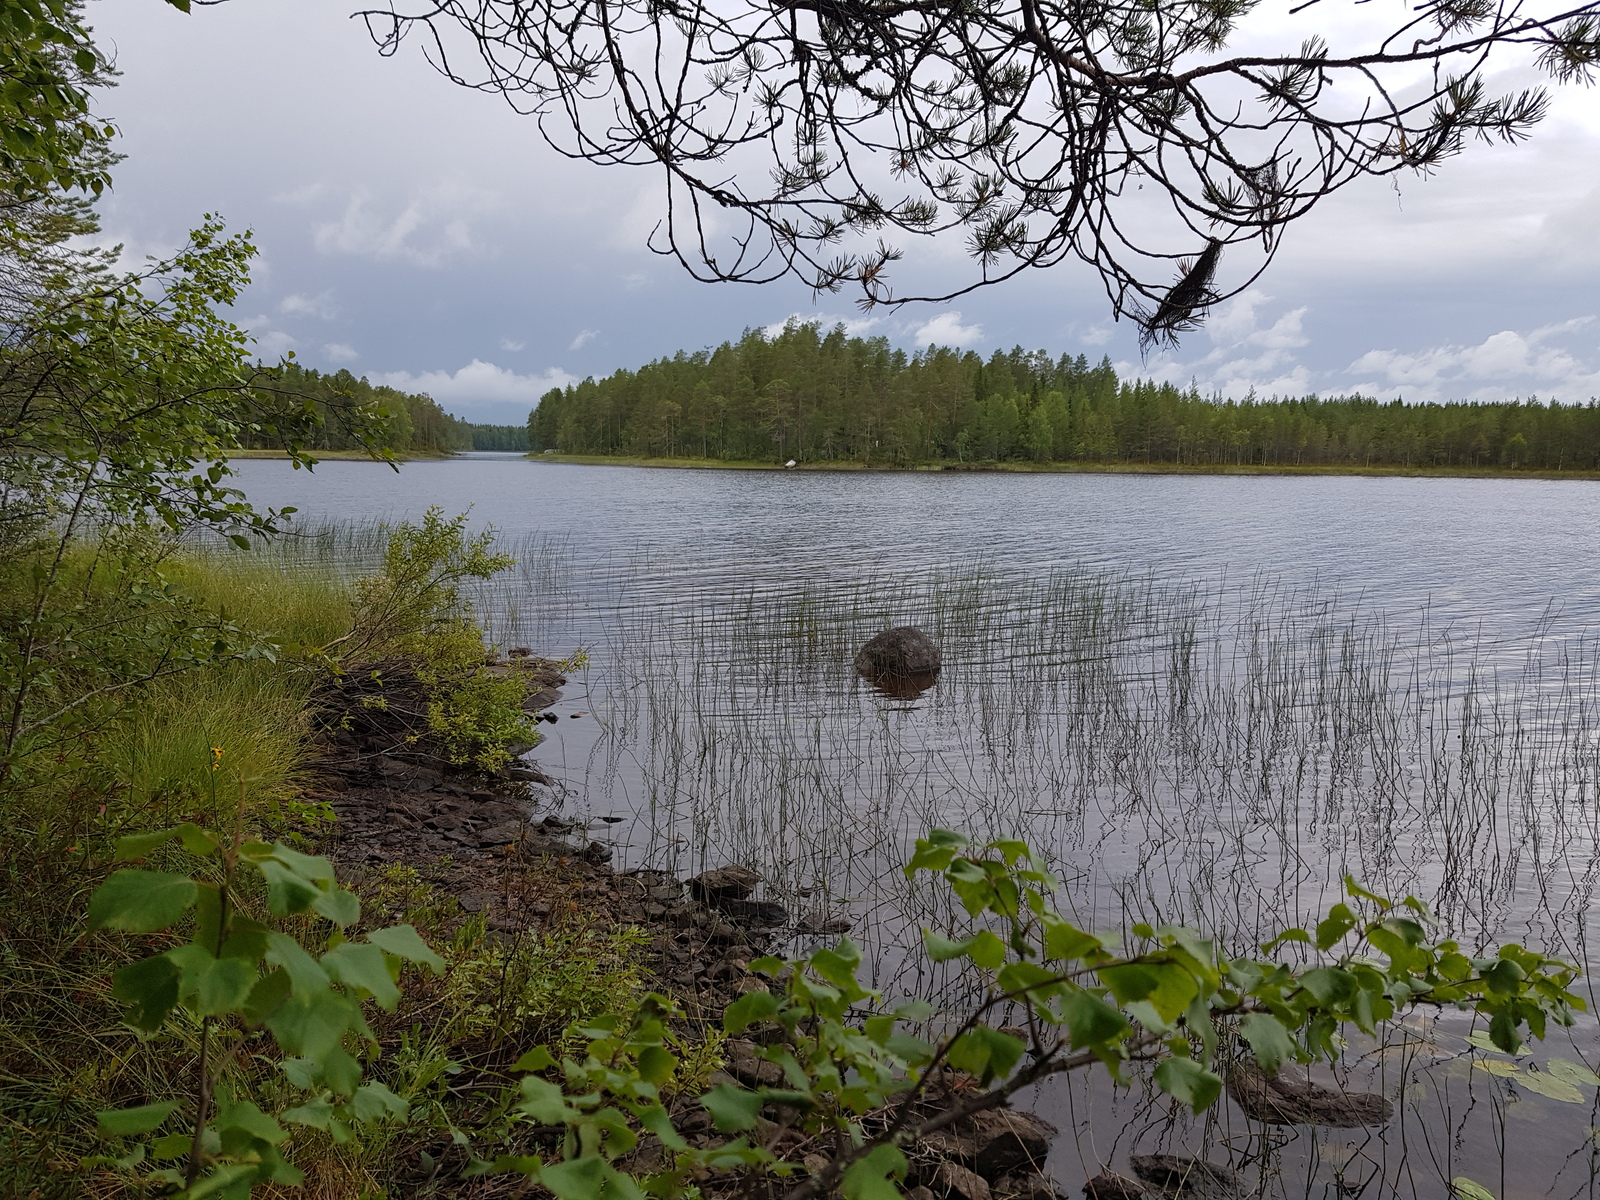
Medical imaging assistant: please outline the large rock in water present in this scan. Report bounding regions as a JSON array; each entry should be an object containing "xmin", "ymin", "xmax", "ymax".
[
  {"xmin": 855, "ymin": 626, "xmax": 941, "ymax": 677},
  {"xmin": 1225, "ymin": 1060, "xmax": 1393, "ymax": 1127}
]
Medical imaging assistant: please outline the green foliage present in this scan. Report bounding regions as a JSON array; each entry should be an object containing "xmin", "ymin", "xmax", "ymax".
[
  {"xmin": 478, "ymin": 828, "xmax": 1583, "ymax": 1200},
  {"xmin": 531, "ymin": 319, "xmax": 1600, "ymax": 469},
  {"xmin": 83, "ymin": 816, "xmax": 444, "ymax": 1197},
  {"xmin": 337, "ymin": 507, "xmax": 534, "ymax": 769},
  {"xmin": 238, "ymin": 363, "xmax": 474, "ymax": 456}
]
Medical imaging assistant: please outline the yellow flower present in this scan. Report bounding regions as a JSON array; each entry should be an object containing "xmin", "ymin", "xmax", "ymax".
[{"xmin": 210, "ymin": 746, "xmax": 224, "ymax": 772}]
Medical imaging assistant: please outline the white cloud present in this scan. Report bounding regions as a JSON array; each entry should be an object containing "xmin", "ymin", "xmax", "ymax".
[
  {"xmin": 569, "ymin": 329, "xmax": 599, "ymax": 350},
  {"xmin": 238, "ymin": 314, "xmax": 296, "ymax": 360},
  {"xmin": 307, "ymin": 184, "xmax": 503, "ymax": 267},
  {"xmin": 1347, "ymin": 321, "xmax": 1600, "ymax": 401},
  {"xmin": 373, "ymin": 359, "xmax": 578, "ymax": 405},
  {"xmin": 279, "ymin": 291, "xmax": 338, "ymax": 319},
  {"xmin": 912, "ymin": 311, "xmax": 983, "ymax": 348},
  {"xmin": 760, "ymin": 313, "xmax": 884, "ymax": 340},
  {"xmin": 323, "ymin": 342, "xmax": 359, "ymax": 362},
  {"xmin": 500, "ymin": 338, "xmax": 526, "ymax": 352}
]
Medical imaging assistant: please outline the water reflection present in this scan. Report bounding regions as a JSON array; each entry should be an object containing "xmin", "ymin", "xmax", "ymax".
[{"xmin": 861, "ymin": 668, "xmax": 941, "ymax": 700}]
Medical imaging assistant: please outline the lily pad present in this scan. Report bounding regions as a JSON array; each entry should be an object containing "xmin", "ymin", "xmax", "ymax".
[
  {"xmin": 1545, "ymin": 1058, "xmax": 1600, "ymax": 1088},
  {"xmin": 1465, "ymin": 1030, "xmax": 1527, "ymax": 1056},
  {"xmin": 1472, "ymin": 1059, "xmax": 1518, "ymax": 1077},
  {"xmin": 1515, "ymin": 1070, "xmax": 1585, "ymax": 1103}
]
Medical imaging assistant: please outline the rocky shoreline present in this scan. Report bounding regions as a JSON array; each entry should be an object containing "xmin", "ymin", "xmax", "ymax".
[{"xmin": 300, "ymin": 653, "xmax": 1383, "ymax": 1200}]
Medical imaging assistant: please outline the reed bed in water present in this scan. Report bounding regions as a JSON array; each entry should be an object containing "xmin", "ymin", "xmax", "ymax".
[{"xmin": 512, "ymin": 562, "xmax": 1600, "ymax": 1001}]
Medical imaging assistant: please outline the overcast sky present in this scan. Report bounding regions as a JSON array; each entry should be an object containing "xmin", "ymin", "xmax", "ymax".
[{"xmin": 89, "ymin": 0, "xmax": 1600, "ymax": 422}]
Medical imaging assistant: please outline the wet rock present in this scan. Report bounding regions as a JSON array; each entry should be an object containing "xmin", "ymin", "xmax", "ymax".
[
  {"xmin": 723, "ymin": 1038, "xmax": 786, "ymax": 1088},
  {"xmin": 458, "ymin": 888, "xmax": 498, "ymax": 913},
  {"xmin": 1225, "ymin": 1061, "xmax": 1393, "ymax": 1127},
  {"xmin": 935, "ymin": 1162, "xmax": 992, "ymax": 1200},
  {"xmin": 798, "ymin": 914, "xmax": 854, "ymax": 934},
  {"xmin": 719, "ymin": 898, "xmax": 789, "ymax": 927},
  {"xmin": 908, "ymin": 1188, "xmax": 937, "ymax": 1200},
  {"xmin": 583, "ymin": 840, "xmax": 613, "ymax": 864},
  {"xmin": 855, "ymin": 626, "xmax": 942, "ymax": 677},
  {"xmin": 1128, "ymin": 1155, "xmax": 1241, "ymax": 1200},
  {"xmin": 507, "ymin": 766, "xmax": 554, "ymax": 784},
  {"xmin": 1083, "ymin": 1175, "xmax": 1150, "ymax": 1200},
  {"xmin": 689, "ymin": 865, "xmax": 761, "ymax": 903},
  {"xmin": 971, "ymin": 1110, "xmax": 1056, "ymax": 1179},
  {"xmin": 994, "ymin": 1174, "xmax": 1061, "ymax": 1200},
  {"xmin": 926, "ymin": 1109, "xmax": 1056, "ymax": 1181}
]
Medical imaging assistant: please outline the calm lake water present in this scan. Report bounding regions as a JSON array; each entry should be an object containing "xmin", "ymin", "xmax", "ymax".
[{"xmin": 237, "ymin": 455, "xmax": 1600, "ymax": 1199}]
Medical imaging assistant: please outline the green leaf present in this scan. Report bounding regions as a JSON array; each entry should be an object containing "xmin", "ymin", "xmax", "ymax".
[
  {"xmin": 97, "ymin": 1100, "xmax": 181, "ymax": 1137},
  {"xmin": 701, "ymin": 1083, "xmax": 764, "ymax": 1132},
  {"xmin": 195, "ymin": 955, "xmax": 257, "ymax": 1017},
  {"xmin": 1060, "ymin": 989, "xmax": 1128, "ymax": 1048},
  {"xmin": 810, "ymin": 940, "xmax": 862, "ymax": 990},
  {"xmin": 966, "ymin": 930, "xmax": 1007, "ymax": 969},
  {"xmin": 312, "ymin": 885, "xmax": 361, "ymax": 928},
  {"xmin": 539, "ymin": 1155, "xmax": 605, "ymax": 1200},
  {"xmin": 113, "ymin": 825, "xmax": 211, "ymax": 861},
  {"xmin": 240, "ymin": 966, "xmax": 292, "ymax": 1026},
  {"xmin": 637, "ymin": 1044, "xmax": 677, "ymax": 1085},
  {"xmin": 518, "ymin": 1076, "xmax": 574, "ymax": 1124},
  {"xmin": 1465, "ymin": 1029, "xmax": 1526, "ymax": 1056},
  {"xmin": 946, "ymin": 1026, "xmax": 1026, "ymax": 1084},
  {"xmin": 511, "ymin": 1046, "xmax": 556, "ymax": 1072},
  {"xmin": 1297, "ymin": 967, "xmax": 1358, "ymax": 1008},
  {"xmin": 111, "ymin": 955, "xmax": 180, "ymax": 1033},
  {"xmin": 1042, "ymin": 920, "xmax": 1101, "ymax": 962},
  {"xmin": 1545, "ymin": 1058, "xmax": 1600, "ymax": 1088},
  {"xmin": 1314, "ymin": 904, "xmax": 1358, "ymax": 951},
  {"xmin": 256, "ymin": 859, "xmax": 320, "ymax": 917},
  {"xmin": 1451, "ymin": 1180, "xmax": 1496, "ymax": 1200},
  {"xmin": 1515, "ymin": 1070, "xmax": 1584, "ymax": 1102},
  {"xmin": 349, "ymin": 1081, "xmax": 408, "ymax": 1123},
  {"xmin": 723, "ymin": 988, "xmax": 783, "ymax": 1034},
  {"xmin": 1238, "ymin": 1013, "xmax": 1298, "ymax": 1074},
  {"xmin": 282, "ymin": 1099, "xmax": 335, "ymax": 1130},
  {"xmin": 215, "ymin": 1099, "xmax": 286, "ymax": 1144},
  {"xmin": 1152, "ymin": 1057, "xmax": 1222, "ymax": 1112},
  {"xmin": 323, "ymin": 1046, "xmax": 362, "ymax": 1097},
  {"xmin": 87, "ymin": 870, "xmax": 197, "ymax": 933},
  {"xmin": 841, "ymin": 1144, "xmax": 907, "ymax": 1200},
  {"xmin": 322, "ymin": 942, "xmax": 401, "ymax": 1010},
  {"xmin": 265, "ymin": 988, "xmax": 361, "ymax": 1059},
  {"xmin": 264, "ymin": 931, "xmax": 331, "ymax": 991},
  {"xmin": 923, "ymin": 930, "xmax": 976, "ymax": 963},
  {"xmin": 365, "ymin": 924, "xmax": 445, "ymax": 972}
]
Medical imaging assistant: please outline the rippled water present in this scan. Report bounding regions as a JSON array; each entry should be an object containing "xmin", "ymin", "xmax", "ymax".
[{"xmin": 234, "ymin": 455, "xmax": 1600, "ymax": 1198}]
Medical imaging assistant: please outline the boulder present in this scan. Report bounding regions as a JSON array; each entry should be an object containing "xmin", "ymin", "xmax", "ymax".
[
  {"xmin": 934, "ymin": 1162, "xmax": 993, "ymax": 1200},
  {"xmin": 924, "ymin": 1109, "xmax": 1057, "ymax": 1181},
  {"xmin": 855, "ymin": 626, "xmax": 942, "ymax": 678},
  {"xmin": 1083, "ymin": 1176, "xmax": 1149, "ymax": 1200},
  {"xmin": 719, "ymin": 897, "xmax": 790, "ymax": 926},
  {"xmin": 1225, "ymin": 1061, "xmax": 1392, "ymax": 1127},
  {"xmin": 689, "ymin": 865, "xmax": 761, "ymax": 903},
  {"xmin": 1128, "ymin": 1156, "xmax": 1241, "ymax": 1200}
]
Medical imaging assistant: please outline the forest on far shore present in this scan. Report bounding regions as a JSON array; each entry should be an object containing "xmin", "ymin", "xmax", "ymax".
[
  {"xmin": 237, "ymin": 365, "xmax": 527, "ymax": 454},
  {"xmin": 526, "ymin": 322, "xmax": 1600, "ymax": 470}
]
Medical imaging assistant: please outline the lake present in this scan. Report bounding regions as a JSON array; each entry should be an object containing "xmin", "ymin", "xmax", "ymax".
[{"xmin": 236, "ymin": 455, "xmax": 1600, "ymax": 1199}]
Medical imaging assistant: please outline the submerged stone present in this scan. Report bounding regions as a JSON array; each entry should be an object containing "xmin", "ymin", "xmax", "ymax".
[{"xmin": 855, "ymin": 625, "xmax": 942, "ymax": 678}]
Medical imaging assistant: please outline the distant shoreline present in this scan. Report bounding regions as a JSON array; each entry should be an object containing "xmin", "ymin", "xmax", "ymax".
[
  {"xmin": 523, "ymin": 452, "xmax": 1600, "ymax": 482},
  {"xmin": 227, "ymin": 448, "xmax": 453, "ymax": 462}
]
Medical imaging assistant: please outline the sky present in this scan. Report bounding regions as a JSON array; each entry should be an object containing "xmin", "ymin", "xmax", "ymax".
[{"xmin": 87, "ymin": 0, "xmax": 1600, "ymax": 423}]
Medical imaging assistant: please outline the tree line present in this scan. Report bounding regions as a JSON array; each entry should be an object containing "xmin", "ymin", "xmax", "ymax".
[
  {"xmin": 237, "ymin": 365, "xmax": 528, "ymax": 454},
  {"xmin": 528, "ymin": 321, "xmax": 1600, "ymax": 471}
]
